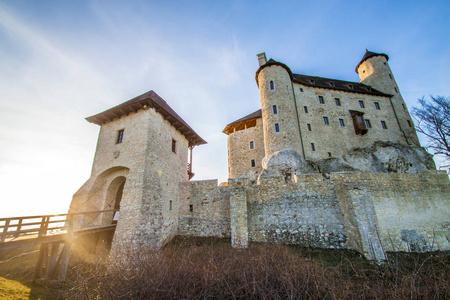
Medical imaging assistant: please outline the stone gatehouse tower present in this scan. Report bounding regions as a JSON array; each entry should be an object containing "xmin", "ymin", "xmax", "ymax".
[{"xmin": 69, "ymin": 90, "xmax": 206, "ymax": 253}]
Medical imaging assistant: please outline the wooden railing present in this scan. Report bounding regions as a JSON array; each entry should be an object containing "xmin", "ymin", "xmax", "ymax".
[{"xmin": 0, "ymin": 210, "xmax": 118, "ymax": 245}]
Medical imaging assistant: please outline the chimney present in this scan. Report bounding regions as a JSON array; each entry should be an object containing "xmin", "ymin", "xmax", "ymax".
[{"xmin": 257, "ymin": 52, "xmax": 267, "ymax": 67}]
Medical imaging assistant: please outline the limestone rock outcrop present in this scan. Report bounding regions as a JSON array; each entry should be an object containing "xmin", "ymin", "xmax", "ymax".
[
  {"xmin": 254, "ymin": 142, "xmax": 435, "ymax": 181},
  {"xmin": 259, "ymin": 149, "xmax": 318, "ymax": 181},
  {"xmin": 316, "ymin": 141, "xmax": 435, "ymax": 177}
]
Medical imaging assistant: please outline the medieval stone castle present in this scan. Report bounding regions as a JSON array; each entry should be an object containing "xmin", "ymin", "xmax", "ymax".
[{"xmin": 69, "ymin": 50, "xmax": 450, "ymax": 260}]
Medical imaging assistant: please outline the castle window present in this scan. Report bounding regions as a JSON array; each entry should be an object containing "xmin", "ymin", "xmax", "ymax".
[
  {"xmin": 251, "ymin": 159, "xmax": 256, "ymax": 167},
  {"xmin": 272, "ymin": 105, "xmax": 278, "ymax": 114},
  {"xmin": 318, "ymin": 96, "xmax": 324, "ymax": 104},
  {"xmin": 359, "ymin": 101, "xmax": 365, "ymax": 108},
  {"xmin": 395, "ymin": 87, "xmax": 398, "ymax": 93},
  {"xmin": 189, "ymin": 205, "xmax": 193, "ymax": 212},
  {"xmin": 172, "ymin": 139, "xmax": 177, "ymax": 153},
  {"xmin": 374, "ymin": 102, "xmax": 380, "ymax": 110},
  {"xmin": 303, "ymin": 106, "xmax": 308, "ymax": 113},
  {"xmin": 329, "ymin": 82, "xmax": 335, "ymax": 87},
  {"xmin": 339, "ymin": 119, "xmax": 345, "ymax": 127},
  {"xmin": 311, "ymin": 143, "xmax": 315, "ymax": 151},
  {"xmin": 307, "ymin": 124, "xmax": 311, "ymax": 131},
  {"xmin": 270, "ymin": 80, "xmax": 274, "ymax": 90},
  {"xmin": 328, "ymin": 152, "xmax": 332, "ymax": 157},
  {"xmin": 402, "ymin": 103, "xmax": 406, "ymax": 110},
  {"xmin": 348, "ymin": 84, "xmax": 354, "ymax": 89},
  {"xmin": 250, "ymin": 141, "xmax": 254, "ymax": 149},
  {"xmin": 381, "ymin": 121, "xmax": 388, "ymax": 129},
  {"xmin": 407, "ymin": 120, "xmax": 412, "ymax": 127},
  {"xmin": 310, "ymin": 79, "xmax": 315, "ymax": 85},
  {"xmin": 389, "ymin": 74, "xmax": 393, "ymax": 79},
  {"xmin": 358, "ymin": 116, "xmax": 363, "ymax": 123},
  {"xmin": 169, "ymin": 200, "xmax": 172, "ymax": 211},
  {"xmin": 286, "ymin": 85, "xmax": 289, "ymax": 94},
  {"xmin": 300, "ymin": 88, "xmax": 304, "ymax": 92},
  {"xmin": 323, "ymin": 117, "xmax": 329, "ymax": 125},
  {"xmin": 335, "ymin": 98, "xmax": 341, "ymax": 106},
  {"xmin": 275, "ymin": 123, "xmax": 280, "ymax": 132},
  {"xmin": 365, "ymin": 119, "xmax": 371, "ymax": 128},
  {"xmin": 116, "ymin": 129, "xmax": 124, "ymax": 144}
]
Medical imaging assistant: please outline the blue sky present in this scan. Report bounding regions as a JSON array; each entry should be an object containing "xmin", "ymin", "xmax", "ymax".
[{"xmin": 0, "ymin": 0, "xmax": 449, "ymax": 217}]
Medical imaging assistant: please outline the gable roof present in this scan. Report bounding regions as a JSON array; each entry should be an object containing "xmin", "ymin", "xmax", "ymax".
[
  {"xmin": 292, "ymin": 74, "xmax": 391, "ymax": 97},
  {"xmin": 223, "ymin": 109, "xmax": 262, "ymax": 135},
  {"xmin": 86, "ymin": 90, "xmax": 207, "ymax": 147}
]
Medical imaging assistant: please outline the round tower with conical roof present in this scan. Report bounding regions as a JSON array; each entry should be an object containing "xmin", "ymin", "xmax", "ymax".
[
  {"xmin": 356, "ymin": 50, "xmax": 419, "ymax": 145},
  {"xmin": 255, "ymin": 53, "xmax": 304, "ymax": 159}
]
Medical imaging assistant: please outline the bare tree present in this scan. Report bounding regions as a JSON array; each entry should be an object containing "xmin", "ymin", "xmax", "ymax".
[{"xmin": 412, "ymin": 96, "xmax": 450, "ymax": 160}]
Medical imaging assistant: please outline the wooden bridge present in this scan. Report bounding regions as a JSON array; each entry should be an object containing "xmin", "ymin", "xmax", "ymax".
[{"xmin": 0, "ymin": 210, "xmax": 118, "ymax": 286}]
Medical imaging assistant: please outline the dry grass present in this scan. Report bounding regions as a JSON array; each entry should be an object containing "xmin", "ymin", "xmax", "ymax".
[{"xmin": 62, "ymin": 237, "xmax": 450, "ymax": 299}]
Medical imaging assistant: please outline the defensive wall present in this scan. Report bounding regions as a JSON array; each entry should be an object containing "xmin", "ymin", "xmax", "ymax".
[{"xmin": 178, "ymin": 170, "xmax": 450, "ymax": 260}]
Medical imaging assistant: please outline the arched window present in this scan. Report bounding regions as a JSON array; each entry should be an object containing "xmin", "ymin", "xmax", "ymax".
[{"xmin": 269, "ymin": 80, "xmax": 274, "ymax": 90}]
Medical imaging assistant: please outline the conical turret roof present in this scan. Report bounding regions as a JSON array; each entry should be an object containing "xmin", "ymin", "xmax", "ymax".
[{"xmin": 355, "ymin": 50, "xmax": 389, "ymax": 73}]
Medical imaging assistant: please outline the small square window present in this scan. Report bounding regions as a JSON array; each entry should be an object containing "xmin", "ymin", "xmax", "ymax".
[
  {"xmin": 402, "ymin": 103, "xmax": 406, "ymax": 110},
  {"xmin": 251, "ymin": 159, "xmax": 256, "ymax": 167},
  {"xmin": 365, "ymin": 119, "xmax": 371, "ymax": 128},
  {"xmin": 189, "ymin": 204, "xmax": 193, "ymax": 212},
  {"xmin": 318, "ymin": 96, "xmax": 324, "ymax": 104},
  {"xmin": 328, "ymin": 152, "xmax": 332, "ymax": 157},
  {"xmin": 307, "ymin": 124, "xmax": 311, "ymax": 131},
  {"xmin": 323, "ymin": 117, "xmax": 329, "ymax": 125},
  {"xmin": 172, "ymin": 139, "xmax": 177, "ymax": 153},
  {"xmin": 394, "ymin": 87, "xmax": 398, "ymax": 93},
  {"xmin": 311, "ymin": 143, "xmax": 315, "ymax": 151},
  {"xmin": 304, "ymin": 106, "xmax": 308, "ymax": 113},
  {"xmin": 116, "ymin": 129, "xmax": 124, "ymax": 144},
  {"xmin": 275, "ymin": 123, "xmax": 280, "ymax": 132},
  {"xmin": 407, "ymin": 120, "xmax": 412, "ymax": 127},
  {"xmin": 358, "ymin": 116, "xmax": 363, "ymax": 123},
  {"xmin": 300, "ymin": 88, "xmax": 304, "ymax": 92},
  {"xmin": 389, "ymin": 74, "xmax": 393, "ymax": 79},
  {"xmin": 310, "ymin": 79, "xmax": 315, "ymax": 85},
  {"xmin": 339, "ymin": 119, "xmax": 345, "ymax": 127},
  {"xmin": 272, "ymin": 105, "xmax": 277, "ymax": 114},
  {"xmin": 359, "ymin": 100, "xmax": 365, "ymax": 108},
  {"xmin": 335, "ymin": 98, "xmax": 341, "ymax": 106},
  {"xmin": 348, "ymin": 84, "xmax": 354, "ymax": 89},
  {"xmin": 329, "ymin": 82, "xmax": 335, "ymax": 87},
  {"xmin": 374, "ymin": 102, "xmax": 380, "ymax": 110},
  {"xmin": 381, "ymin": 121, "xmax": 387, "ymax": 129},
  {"xmin": 250, "ymin": 141, "xmax": 254, "ymax": 149}
]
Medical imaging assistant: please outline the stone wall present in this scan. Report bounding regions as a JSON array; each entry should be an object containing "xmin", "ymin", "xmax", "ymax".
[
  {"xmin": 179, "ymin": 170, "xmax": 450, "ymax": 259},
  {"xmin": 227, "ymin": 118, "xmax": 265, "ymax": 179},
  {"xmin": 178, "ymin": 179, "xmax": 231, "ymax": 238},
  {"xmin": 292, "ymin": 82, "xmax": 406, "ymax": 161}
]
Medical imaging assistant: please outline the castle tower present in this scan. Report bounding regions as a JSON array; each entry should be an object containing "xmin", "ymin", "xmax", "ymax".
[
  {"xmin": 255, "ymin": 53, "xmax": 304, "ymax": 159},
  {"xmin": 69, "ymin": 90, "xmax": 206, "ymax": 257},
  {"xmin": 356, "ymin": 50, "xmax": 419, "ymax": 145}
]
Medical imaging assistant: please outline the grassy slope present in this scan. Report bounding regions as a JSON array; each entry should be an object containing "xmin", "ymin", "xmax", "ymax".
[{"xmin": 0, "ymin": 247, "xmax": 56, "ymax": 299}]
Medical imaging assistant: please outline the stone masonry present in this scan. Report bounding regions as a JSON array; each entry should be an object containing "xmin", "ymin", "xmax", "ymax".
[{"xmin": 69, "ymin": 50, "xmax": 450, "ymax": 261}]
